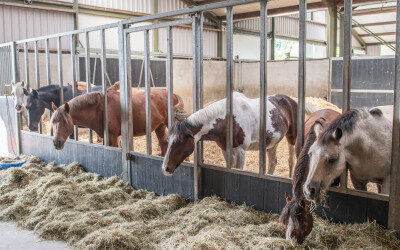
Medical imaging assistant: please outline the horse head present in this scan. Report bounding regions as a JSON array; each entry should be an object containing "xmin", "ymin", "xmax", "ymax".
[
  {"xmin": 11, "ymin": 81, "xmax": 29, "ymax": 112},
  {"xmin": 280, "ymin": 192, "xmax": 313, "ymax": 244},
  {"xmin": 50, "ymin": 102, "xmax": 74, "ymax": 150},
  {"xmin": 26, "ymin": 89, "xmax": 49, "ymax": 131},
  {"xmin": 162, "ymin": 120, "xmax": 200, "ymax": 176},
  {"xmin": 303, "ymin": 111, "xmax": 357, "ymax": 200}
]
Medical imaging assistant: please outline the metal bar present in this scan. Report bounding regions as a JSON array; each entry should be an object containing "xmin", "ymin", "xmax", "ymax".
[
  {"xmin": 198, "ymin": 13, "xmax": 204, "ymax": 164},
  {"xmin": 192, "ymin": 13, "xmax": 201, "ymax": 200},
  {"xmin": 119, "ymin": 23, "xmax": 133, "ymax": 183},
  {"xmin": 340, "ymin": 0, "xmax": 352, "ymax": 190},
  {"xmin": 125, "ymin": 18, "xmax": 192, "ymax": 34},
  {"xmin": 34, "ymin": 40, "xmax": 42, "ymax": 134},
  {"xmin": 45, "ymin": 39, "xmax": 51, "ymax": 85},
  {"xmin": 70, "ymin": 34, "xmax": 78, "ymax": 140},
  {"xmin": 144, "ymin": 29, "xmax": 152, "ymax": 155},
  {"xmin": 388, "ymin": 0, "xmax": 400, "ymax": 231},
  {"xmin": 11, "ymin": 42, "xmax": 21, "ymax": 155},
  {"xmin": 297, "ymin": 0, "xmax": 306, "ymax": 157},
  {"xmin": 226, "ymin": 6, "xmax": 233, "ymax": 169},
  {"xmin": 24, "ymin": 43, "xmax": 29, "ymax": 88},
  {"xmin": 166, "ymin": 26, "xmax": 173, "ymax": 130},
  {"xmin": 259, "ymin": 0, "xmax": 267, "ymax": 175},
  {"xmin": 85, "ymin": 31, "xmax": 93, "ymax": 143},
  {"xmin": 57, "ymin": 36, "xmax": 64, "ymax": 105},
  {"xmin": 100, "ymin": 29, "xmax": 109, "ymax": 147}
]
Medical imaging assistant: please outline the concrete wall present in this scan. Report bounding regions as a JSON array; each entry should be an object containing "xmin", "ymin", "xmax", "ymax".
[{"xmin": 173, "ymin": 58, "xmax": 330, "ymax": 111}]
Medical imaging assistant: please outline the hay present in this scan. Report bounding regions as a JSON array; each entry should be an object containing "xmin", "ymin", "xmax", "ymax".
[{"xmin": 0, "ymin": 156, "xmax": 398, "ymax": 249}]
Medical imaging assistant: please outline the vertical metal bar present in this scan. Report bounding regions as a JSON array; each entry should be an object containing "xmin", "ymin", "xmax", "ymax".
[
  {"xmin": 24, "ymin": 43, "xmax": 29, "ymax": 88},
  {"xmin": 100, "ymin": 29, "xmax": 109, "ymax": 146},
  {"xmin": 34, "ymin": 40, "xmax": 42, "ymax": 134},
  {"xmin": 85, "ymin": 31, "xmax": 93, "ymax": 143},
  {"xmin": 144, "ymin": 29, "xmax": 152, "ymax": 155},
  {"xmin": 388, "ymin": 0, "xmax": 400, "ymax": 231},
  {"xmin": 119, "ymin": 22, "xmax": 133, "ymax": 183},
  {"xmin": 226, "ymin": 6, "xmax": 234, "ymax": 169},
  {"xmin": 198, "ymin": 13, "xmax": 204, "ymax": 164},
  {"xmin": 57, "ymin": 36, "xmax": 64, "ymax": 105},
  {"xmin": 45, "ymin": 39, "xmax": 53, "ymax": 136},
  {"xmin": 192, "ymin": 13, "xmax": 202, "ymax": 200},
  {"xmin": 340, "ymin": 0, "xmax": 352, "ymax": 190},
  {"xmin": 167, "ymin": 26, "xmax": 173, "ymax": 130},
  {"xmin": 45, "ymin": 39, "xmax": 51, "ymax": 85},
  {"xmin": 70, "ymin": 34, "xmax": 78, "ymax": 140},
  {"xmin": 297, "ymin": 0, "xmax": 306, "ymax": 156},
  {"xmin": 259, "ymin": 0, "xmax": 267, "ymax": 175},
  {"xmin": 11, "ymin": 42, "xmax": 21, "ymax": 155}
]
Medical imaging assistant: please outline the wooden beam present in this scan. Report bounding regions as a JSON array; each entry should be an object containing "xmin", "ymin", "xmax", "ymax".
[
  {"xmin": 352, "ymin": 29, "xmax": 367, "ymax": 48},
  {"xmin": 180, "ymin": 0, "xmax": 220, "ymax": 24},
  {"xmin": 352, "ymin": 6, "xmax": 396, "ymax": 16},
  {"xmin": 366, "ymin": 42, "xmax": 395, "ymax": 46},
  {"xmin": 359, "ymin": 32, "xmax": 396, "ymax": 37},
  {"xmin": 323, "ymin": 0, "xmax": 338, "ymax": 57}
]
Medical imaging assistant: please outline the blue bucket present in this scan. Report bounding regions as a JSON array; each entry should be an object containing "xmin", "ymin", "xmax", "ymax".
[{"xmin": 0, "ymin": 160, "xmax": 26, "ymax": 170}]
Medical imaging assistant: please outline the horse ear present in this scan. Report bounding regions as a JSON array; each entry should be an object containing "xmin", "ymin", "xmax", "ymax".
[
  {"xmin": 31, "ymin": 89, "xmax": 38, "ymax": 97},
  {"xmin": 64, "ymin": 102, "xmax": 70, "ymax": 113},
  {"xmin": 23, "ymin": 88, "xmax": 29, "ymax": 96},
  {"xmin": 285, "ymin": 192, "xmax": 291, "ymax": 203},
  {"xmin": 52, "ymin": 102, "xmax": 58, "ymax": 111},
  {"xmin": 313, "ymin": 121, "xmax": 324, "ymax": 137},
  {"xmin": 11, "ymin": 81, "xmax": 16, "ymax": 86},
  {"xmin": 332, "ymin": 127, "xmax": 342, "ymax": 141}
]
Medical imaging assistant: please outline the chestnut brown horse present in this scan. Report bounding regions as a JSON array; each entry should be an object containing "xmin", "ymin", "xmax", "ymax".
[
  {"xmin": 280, "ymin": 109, "xmax": 339, "ymax": 244},
  {"xmin": 50, "ymin": 84, "xmax": 185, "ymax": 154}
]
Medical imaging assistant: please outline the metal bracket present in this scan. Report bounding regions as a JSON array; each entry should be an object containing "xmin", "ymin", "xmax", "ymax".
[{"xmin": 126, "ymin": 152, "xmax": 132, "ymax": 161}]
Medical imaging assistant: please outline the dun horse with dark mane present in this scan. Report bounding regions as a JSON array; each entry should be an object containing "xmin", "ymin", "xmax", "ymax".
[{"xmin": 50, "ymin": 83, "xmax": 185, "ymax": 154}]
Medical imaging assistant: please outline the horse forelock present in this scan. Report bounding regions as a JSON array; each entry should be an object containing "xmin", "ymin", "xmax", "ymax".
[
  {"xmin": 319, "ymin": 109, "xmax": 359, "ymax": 144},
  {"xmin": 50, "ymin": 106, "xmax": 73, "ymax": 128}
]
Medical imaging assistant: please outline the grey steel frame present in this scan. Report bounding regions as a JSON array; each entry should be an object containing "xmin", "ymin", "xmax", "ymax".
[{"xmin": 2, "ymin": 0, "xmax": 400, "ymax": 230}]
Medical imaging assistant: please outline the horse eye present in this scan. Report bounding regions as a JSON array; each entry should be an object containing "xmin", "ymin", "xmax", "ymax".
[{"xmin": 327, "ymin": 156, "xmax": 338, "ymax": 164}]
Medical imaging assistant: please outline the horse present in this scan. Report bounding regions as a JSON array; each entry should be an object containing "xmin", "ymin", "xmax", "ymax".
[
  {"xmin": 25, "ymin": 85, "xmax": 83, "ymax": 131},
  {"xmin": 162, "ymin": 92, "xmax": 320, "ymax": 176},
  {"xmin": 280, "ymin": 109, "xmax": 339, "ymax": 244},
  {"xmin": 50, "ymin": 86, "xmax": 185, "ymax": 152},
  {"xmin": 10, "ymin": 81, "xmax": 29, "ymax": 122},
  {"xmin": 303, "ymin": 107, "xmax": 393, "ymax": 200}
]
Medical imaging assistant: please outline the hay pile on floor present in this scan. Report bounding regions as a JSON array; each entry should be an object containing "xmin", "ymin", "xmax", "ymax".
[{"xmin": 0, "ymin": 156, "xmax": 398, "ymax": 249}]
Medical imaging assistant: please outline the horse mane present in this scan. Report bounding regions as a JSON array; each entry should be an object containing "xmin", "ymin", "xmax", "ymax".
[
  {"xmin": 68, "ymin": 92, "xmax": 103, "ymax": 110},
  {"xmin": 170, "ymin": 120, "xmax": 198, "ymax": 141},
  {"xmin": 50, "ymin": 92, "xmax": 102, "ymax": 125},
  {"xmin": 187, "ymin": 92, "xmax": 245, "ymax": 126},
  {"xmin": 320, "ymin": 109, "xmax": 359, "ymax": 144}
]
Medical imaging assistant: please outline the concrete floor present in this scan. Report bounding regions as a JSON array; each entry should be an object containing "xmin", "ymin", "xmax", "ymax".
[{"xmin": 0, "ymin": 222, "xmax": 70, "ymax": 250}]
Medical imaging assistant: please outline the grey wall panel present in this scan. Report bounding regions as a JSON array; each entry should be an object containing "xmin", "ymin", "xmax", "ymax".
[
  {"xmin": 331, "ymin": 92, "xmax": 394, "ymax": 108},
  {"xmin": 130, "ymin": 154, "xmax": 194, "ymax": 201},
  {"xmin": 20, "ymin": 131, "xmax": 122, "ymax": 177},
  {"xmin": 332, "ymin": 58, "xmax": 395, "ymax": 90}
]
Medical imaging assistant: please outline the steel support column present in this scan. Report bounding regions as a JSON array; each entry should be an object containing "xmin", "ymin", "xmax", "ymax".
[{"xmin": 259, "ymin": 0, "xmax": 267, "ymax": 175}]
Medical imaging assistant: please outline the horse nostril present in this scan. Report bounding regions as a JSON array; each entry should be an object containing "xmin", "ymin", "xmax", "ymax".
[{"xmin": 309, "ymin": 187, "xmax": 316, "ymax": 196}]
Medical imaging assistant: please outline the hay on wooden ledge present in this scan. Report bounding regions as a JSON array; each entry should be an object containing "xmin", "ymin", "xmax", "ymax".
[{"xmin": 0, "ymin": 156, "xmax": 398, "ymax": 249}]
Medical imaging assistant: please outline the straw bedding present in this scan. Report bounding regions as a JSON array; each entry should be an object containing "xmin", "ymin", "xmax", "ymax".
[{"xmin": 0, "ymin": 156, "xmax": 398, "ymax": 249}]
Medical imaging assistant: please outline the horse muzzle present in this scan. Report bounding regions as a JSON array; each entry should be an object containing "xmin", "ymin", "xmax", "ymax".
[
  {"xmin": 53, "ymin": 140, "xmax": 65, "ymax": 150},
  {"xmin": 304, "ymin": 182, "xmax": 321, "ymax": 200},
  {"xmin": 15, "ymin": 105, "xmax": 22, "ymax": 112},
  {"xmin": 28, "ymin": 125, "xmax": 38, "ymax": 132}
]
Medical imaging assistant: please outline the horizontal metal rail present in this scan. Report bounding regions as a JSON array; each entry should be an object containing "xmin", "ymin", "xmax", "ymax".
[{"xmin": 125, "ymin": 18, "xmax": 192, "ymax": 34}]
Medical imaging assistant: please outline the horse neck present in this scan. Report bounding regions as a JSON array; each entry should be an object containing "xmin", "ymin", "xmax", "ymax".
[
  {"xmin": 69, "ymin": 98, "xmax": 104, "ymax": 132},
  {"xmin": 187, "ymin": 102, "xmax": 225, "ymax": 141},
  {"xmin": 292, "ymin": 130, "xmax": 317, "ymax": 198}
]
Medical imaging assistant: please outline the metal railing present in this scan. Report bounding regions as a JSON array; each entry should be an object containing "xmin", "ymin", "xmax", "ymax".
[{"xmin": 1, "ymin": 0, "xmax": 400, "ymax": 230}]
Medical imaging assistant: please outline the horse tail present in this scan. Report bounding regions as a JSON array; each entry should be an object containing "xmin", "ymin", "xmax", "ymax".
[
  {"xmin": 173, "ymin": 94, "xmax": 189, "ymax": 121},
  {"xmin": 291, "ymin": 97, "xmax": 320, "ymax": 115}
]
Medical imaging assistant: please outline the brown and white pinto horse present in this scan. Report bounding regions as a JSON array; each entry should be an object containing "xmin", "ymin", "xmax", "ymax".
[
  {"xmin": 162, "ymin": 92, "xmax": 319, "ymax": 176},
  {"xmin": 50, "ymin": 84, "xmax": 184, "ymax": 153},
  {"xmin": 280, "ymin": 109, "xmax": 339, "ymax": 244}
]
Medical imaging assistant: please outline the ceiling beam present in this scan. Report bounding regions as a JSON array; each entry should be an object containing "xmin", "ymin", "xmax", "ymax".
[
  {"xmin": 352, "ymin": 6, "xmax": 396, "ymax": 16},
  {"xmin": 359, "ymin": 32, "xmax": 396, "ymax": 37},
  {"xmin": 180, "ymin": 0, "xmax": 221, "ymax": 24},
  {"xmin": 353, "ymin": 21, "xmax": 396, "ymax": 27},
  {"xmin": 367, "ymin": 42, "xmax": 395, "ymax": 46}
]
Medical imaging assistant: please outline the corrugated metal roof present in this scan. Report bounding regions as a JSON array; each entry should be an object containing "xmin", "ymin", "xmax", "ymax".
[
  {"xmin": 0, "ymin": 5, "xmax": 74, "ymax": 49},
  {"xmin": 78, "ymin": 0, "xmax": 154, "ymax": 14}
]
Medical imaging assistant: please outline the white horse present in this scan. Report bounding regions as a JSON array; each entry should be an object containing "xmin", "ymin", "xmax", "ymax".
[
  {"xmin": 10, "ymin": 81, "xmax": 29, "ymax": 122},
  {"xmin": 162, "ymin": 92, "xmax": 319, "ymax": 176},
  {"xmin": 304, "ymin": 107, "xmax": 392, "ymax": 199}
]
